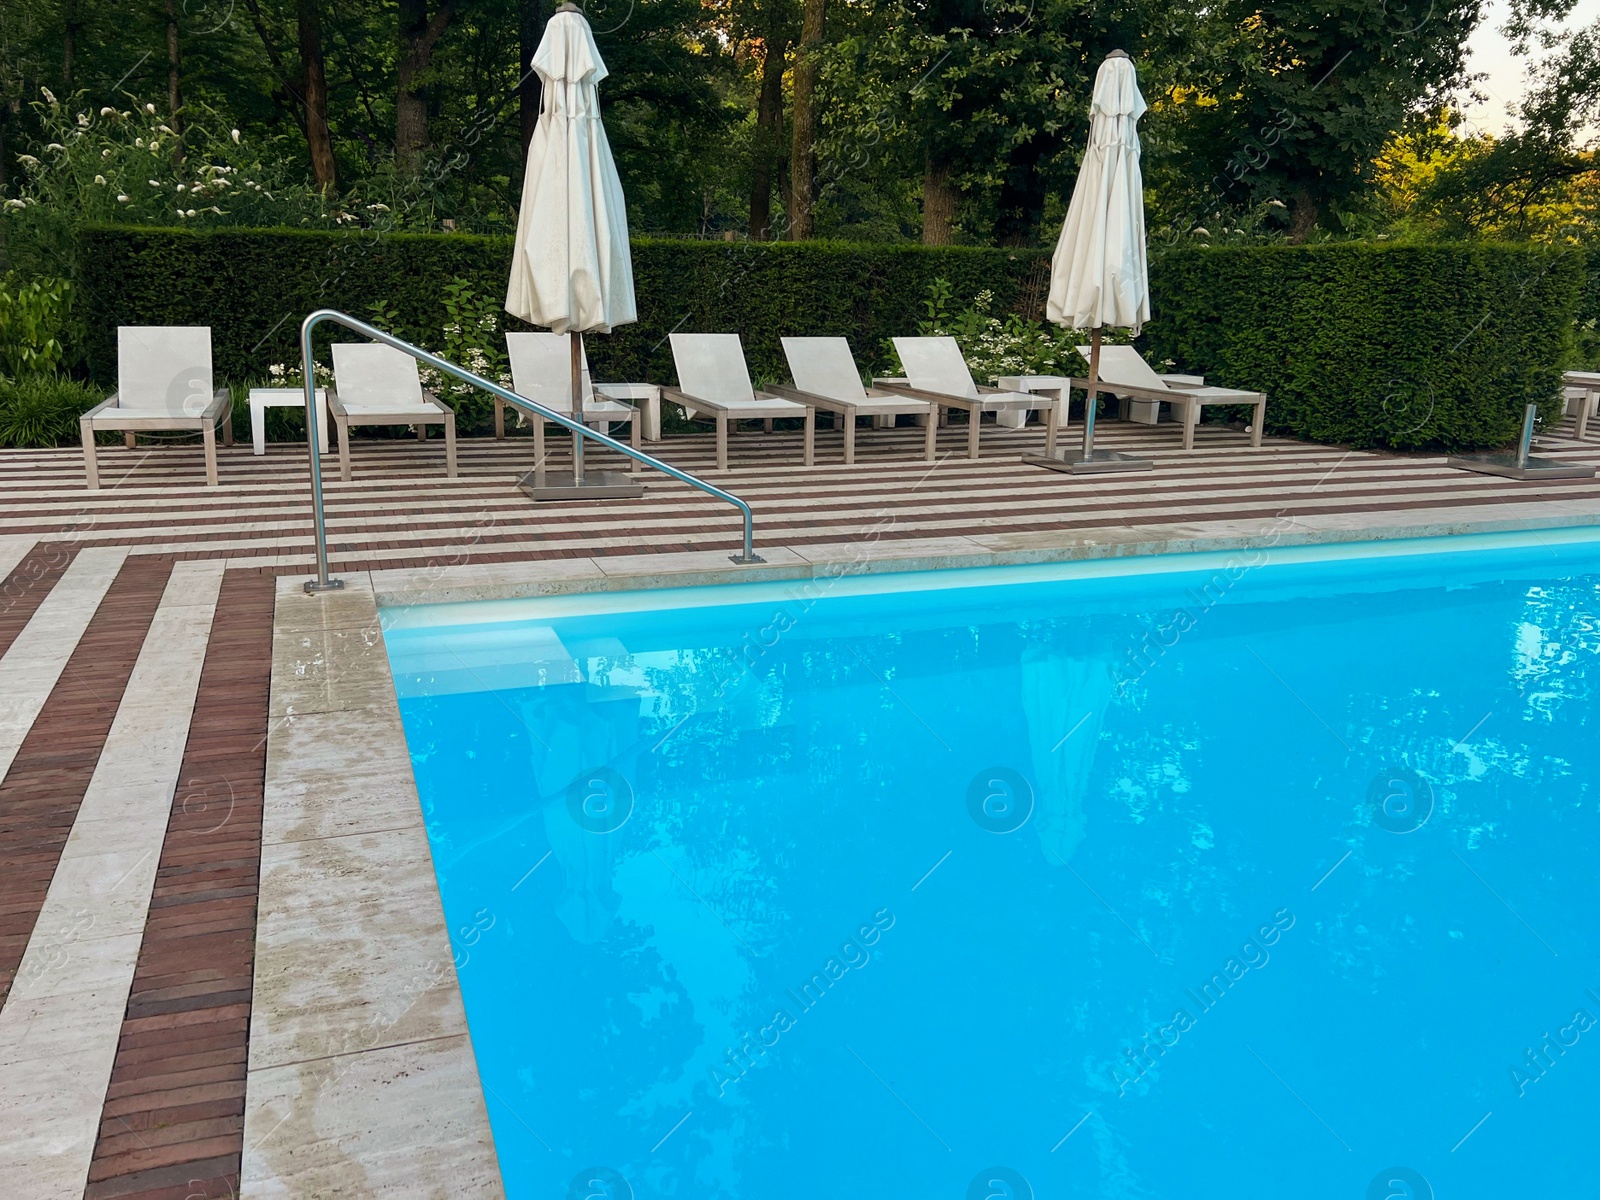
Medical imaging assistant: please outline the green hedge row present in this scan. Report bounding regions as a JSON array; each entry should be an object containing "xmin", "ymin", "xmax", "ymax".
[
  {"xmin": 78, "ymin": 226, "xmax": 1582, "ymax": 451},
  {"xmin": 76, "ymin": 225, "xmax": 1047, "ymax": 390},
  {"xmin": 1145, "ymin": 243, "xmax": 1583, "ymax": 451}
]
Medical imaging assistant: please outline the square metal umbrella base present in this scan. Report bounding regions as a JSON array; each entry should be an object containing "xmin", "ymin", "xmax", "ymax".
[
  {"xmin": 1024, "ymin": 449, "xmax": 1154, "ymax": 475},
  {"xmin": 1444, "ymin": 453, "xmax": 1596, "ymax": 481},
  {"xmin": 518, "ymin": 468, "xmax": 646, "ymax": 500}
]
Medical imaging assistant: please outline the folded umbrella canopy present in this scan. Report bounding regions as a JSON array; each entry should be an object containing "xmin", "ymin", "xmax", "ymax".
[
  {"xmin": 507, "ymin": 2, "xmax": 635, "ymax": 333},
  {"xmin": 1047, "ymin": 51, "xmax": 1149, "ymax": 334},
  {"xmin": 1038, "ymin": 51, "xmax": 1153, "ymax": 473},
  {"xmin": 506, "ymin": 2, "xmax": 637, "ymax": 487}
]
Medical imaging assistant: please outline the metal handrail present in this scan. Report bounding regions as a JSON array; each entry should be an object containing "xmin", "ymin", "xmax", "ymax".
[{"xmin": 298, "ymin": 309, "xmax": 764, "ymax": 593}]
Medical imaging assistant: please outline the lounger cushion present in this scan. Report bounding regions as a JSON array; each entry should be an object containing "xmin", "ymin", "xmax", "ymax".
[
  {"xmin": 670, "ymin": 333, "xmax": 757, "ymax": 406},
  {"xmin": 117, "ymin": 327, "xmax": 215, "ymax": 416},
  {"xmin": 331, "ymin": 342, "xmax": 429, "ymax": 411},
  {"xmin": 892, "ymin": 336, "xmax": 981, "ymax": 400},
  {"xmin": 782, "ymin": 336, "xmax": 869, "ymax": 403},
  {"xmin": 1076, "ymin": 344, "xmax": 1169, "ymax": 392},
  {"xmin": 507, "ymin": 331, "xmax": 594, "ymax": 413}
]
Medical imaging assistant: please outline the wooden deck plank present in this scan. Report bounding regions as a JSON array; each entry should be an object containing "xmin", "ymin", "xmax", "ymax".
[
  {"xmin": 83, "ymin": 570, "xmax": 274, "ymax": 1200},
  {"xmin": 0, "ymin": 557, "xmax": 173, "ymax": 1013}
]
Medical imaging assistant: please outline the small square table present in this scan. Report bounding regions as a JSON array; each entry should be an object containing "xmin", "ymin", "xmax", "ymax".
[
  {"xmin": 248, "ymin": 387, "xmax": 330, "ymax": 456},
  {"xmin": 594, "ymin": 382, "xmax": 663, "ymax": 441}
]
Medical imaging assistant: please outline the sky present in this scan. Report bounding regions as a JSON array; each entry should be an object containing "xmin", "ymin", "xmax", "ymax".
[{"xmin": 1460, "ymin": 0, "xmax": 1600, "ymax": 133}]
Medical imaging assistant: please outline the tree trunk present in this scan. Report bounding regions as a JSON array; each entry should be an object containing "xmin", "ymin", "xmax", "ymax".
[
  {"xmin": 787, "ymin": 0, "xmax": 825, "ymax": 240},
  {"xmin": 164, "ymin": 0, "xmax": 183, "ymax": 160},
  {"xmin": 1289, "ymin": 188, "xmax": 1317, "ymax": 242},
  {"xmin": 397, "ymin": 0, "xmax": 454, "ymax": 169},
  {"xmin": 922, "ymin": 154, "xmax": 957, "ymax": 245},
  {"xmin": 518, "ymin": 0, "xmax": 546, "ymax": 153},
  {"xmin": 297, "ymin": 0, "xmax": 338, "ymax": 192},
  {"xmin": 749, "ymin": 34, "xmax": 788, "ymax": 240},
  {"xmin": 63, "ymin": 1, "xmax": 78, "ymax": 91}
]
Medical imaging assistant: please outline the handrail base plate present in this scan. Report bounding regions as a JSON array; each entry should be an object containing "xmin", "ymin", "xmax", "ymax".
[
  {"xmin": 519, "ymin": 469, "xmax": 646, "ymax": 501},
  {"xmin": 303, "ymin": 578, "xmax": 347, "ymax": 594}
]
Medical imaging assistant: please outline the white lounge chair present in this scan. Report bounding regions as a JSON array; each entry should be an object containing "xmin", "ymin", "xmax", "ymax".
[
  {"xmin": 1563, "ymin": 371, "xmax": 1599, "ymax": 440},
  {"xmin": 500, "ymin": 332, "xmax": 644, "ymax": 462},
  {"xmin": 79, "ymin": 327, "xmax": 233, "ymax": 489},
  {"xmin": 768, "ymin": 337, "xmax": 937, "ymax": 463},
  {"xmin": 876, "ymin": 336, "xmax": 1059, "ymax": 460},
  {"xmin": 665, "ymin": 334, "xmax": 815, "ymax": 470},
  {"xmin": 1075, "ymin": 345, "xmax": 1266, "ymax": 451},
  {"xmin": 328, "ymin": 343, "xmax": 457, "ymax": 482}
]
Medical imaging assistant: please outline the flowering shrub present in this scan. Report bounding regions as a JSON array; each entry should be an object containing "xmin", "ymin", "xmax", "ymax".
[
  {"xmin": 1, "ymin": 90, "xmax": 356, "ymax": 233},
  {"xmin": 903, "ymin": 277, "xmax": 1105, "ymax": 384},
  {"xmin": 264, "ymin": 360, "xmax": 334, "ymax": 388}
]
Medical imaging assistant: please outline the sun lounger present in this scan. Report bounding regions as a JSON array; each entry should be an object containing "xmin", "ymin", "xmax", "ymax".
[
  {"xmin": 1075, "ymin": 345, "xmax": 1266, "ymax": 451},
  {"xmin": 1563, "ymin": 371, "xmax": 1599, "ymax": 440},
  {"xmin": 766, "ymin": 337, "xmax": 937, "ymax": 463},
  {"xmin": 328, "ymin": 342, "xmax": 457, "ymax": 482},
  {"xmin": 875, "ymin": 336, "xmax": 1059, "ymax": 460},
  {"xmin": 79, "ymin": 327, "xmax": 233, "ymax": 489},
  {"xmin": 501, "ymin": 332, "xmax": 644, "ymax": 463},
  {"xmin": 665, "ymin": 334, "xmax": 815, "ymax": 470}
]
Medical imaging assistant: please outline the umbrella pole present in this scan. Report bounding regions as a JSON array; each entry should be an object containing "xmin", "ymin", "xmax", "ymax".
[
  {"xmin": 571, "ymin": 330, "xmax": 585, "ymax": 485},
  {"xmin": 1082, "ymin": 326, "xmax": 1102, "ymax": 458}
]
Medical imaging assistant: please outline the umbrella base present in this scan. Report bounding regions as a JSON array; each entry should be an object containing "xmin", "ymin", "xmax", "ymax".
[
  {"xmin": 1444, "ymin": 453, "xmax": 1596, "ymax": 480},
  {"xmin": 519, "ymin": 469, "xmax": 646, "ymax": 500},
  {"xmin": 1024, "ymin": 449, "xmax": 1154, "ymax": 475}
]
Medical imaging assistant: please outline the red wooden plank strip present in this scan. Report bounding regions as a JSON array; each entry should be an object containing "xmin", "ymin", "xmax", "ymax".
[
  {"xmin": 83, "ymin": 570, "xmax": 274, "ymax": 1200},
  {"xmin": 0, "ymin": 555, "xmax": 172, "ymax": 1013}
]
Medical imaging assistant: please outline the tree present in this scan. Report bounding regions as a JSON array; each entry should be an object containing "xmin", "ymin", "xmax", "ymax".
[
  {"xmin": 397, "ymin": 0, "xmax": 456, "ymax": 168},
  {"xmin": 1170, "ymin": 0, "xmax": 1480, "ymax": 239},
  {"xmin": 787, "ymin": 0, "xmax": 824, "ymax": 238},
  {"xmin": 163, "ymin": 0, "xmax": 183, "ymax": 158},
  {"xmin": 518, "ymin": 0, "xmax": 545, "ymax": 152},
  {"xmin": 819, "ymin": 0, "xmax": 1154, "ymax": 245},
  {"xmin": 296, "ymin": 0, "xmax": 337, "ymax": 190}
]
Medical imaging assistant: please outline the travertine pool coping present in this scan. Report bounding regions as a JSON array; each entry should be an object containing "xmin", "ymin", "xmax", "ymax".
[{"xmin": 247, "ymin": 496, "xmax": 1600, "ymax": 1195}]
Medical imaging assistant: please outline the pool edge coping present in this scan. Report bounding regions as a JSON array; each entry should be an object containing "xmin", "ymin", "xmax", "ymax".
[
  {"xmin": 364, "ymin": 497, "xmax": 1600, "ymax": 610},
  {"xmin": 242, "ymin": 573, "xmax": 506, "ymax": 1199}
]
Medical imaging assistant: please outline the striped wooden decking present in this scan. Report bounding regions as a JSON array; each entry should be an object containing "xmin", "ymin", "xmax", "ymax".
[
  {"xmin": 1, "ymin": 414, "xmax": 1598, "ymax": 1197},
  {"xmin": 4, "ymin": 419, "xmax": 1599, "ymax": 573}
]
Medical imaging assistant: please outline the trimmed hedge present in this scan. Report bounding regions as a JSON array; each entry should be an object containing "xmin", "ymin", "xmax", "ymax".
[
  {"xmin": 78, "ymin": 226, "xmax": 1582, "ymax": 451},
  {"xmin": 77, "ymin": 225, "xmax": 1047, "ymax": 390},
  {"xmin": 1145, "ymin": 243, "xmax": 1583, "ymax": 451}
]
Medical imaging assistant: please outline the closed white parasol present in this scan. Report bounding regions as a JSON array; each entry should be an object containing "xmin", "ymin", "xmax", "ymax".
[
  {"xmin": 506, "ymin": 1, "xmax": 637, "ymax": 490},
  {"xmin": 1034, "ymin": 51, "xmax": 1153, "ymax": 474}
]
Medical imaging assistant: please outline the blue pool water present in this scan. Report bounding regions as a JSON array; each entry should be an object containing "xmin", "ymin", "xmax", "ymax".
[{"xmin": 384, "ymin": 531, "xmax": 1600, "ymax": 1200}]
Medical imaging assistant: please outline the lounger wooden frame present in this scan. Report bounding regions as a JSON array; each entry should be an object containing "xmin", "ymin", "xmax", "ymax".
[
  {"xmin": 661, "ymin": 387, "xmax": 815, "ymax": 471},
  {"xmin": 763, "ymin": 382, "xmax": 937, "ymax": 463},
  {"xmin": 1064, "ymin": 376, "xmax": 1266, "ymax": 451},
  {"xmin": 79, "ymin": 390, "xmax": 234, "ymax": 489},
  {"xmin": 871, "ymin": 382, "xmax": 1060, "ymax": 460},
  {"xmin": 328, "ymin": 390, "xmax": 457, "ymax": 482}
]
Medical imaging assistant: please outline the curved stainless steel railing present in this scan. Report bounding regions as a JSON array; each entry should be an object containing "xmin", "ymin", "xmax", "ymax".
[{"xmin": 298, "ymin": 309, "xmax": 763, "ymax": 592}]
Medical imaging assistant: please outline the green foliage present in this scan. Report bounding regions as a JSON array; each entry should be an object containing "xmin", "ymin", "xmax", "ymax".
[
  {"xmin": 0, "ymin": 273, "xmax": 71, "ymax": 377},
  {"xmin": 910, "ymin": 277, "xmax": 1088, "ymax": 382},
  {"xmin": 77, "ymin": 224, "xmax": 1050, "ymax": 389},
  {"xmin": 0, "ymin": 372, "xmax": 101, "ymax": 447},
  {"xmin": 75, "ymin": 226, "xmax": 1583, "ymax": 450},
  {"xmin": 1165, "ymin": 0, "xmax": 1481, "ymax": 236},
  {"xmin": 1144, "ymin": 243, "xmax": 1585, "ymax": 450}
]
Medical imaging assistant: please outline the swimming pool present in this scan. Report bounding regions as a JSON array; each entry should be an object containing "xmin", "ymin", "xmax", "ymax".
[{"xmin": 383, "ymin": 530, "xmax": 1600, "ymax": 1200}]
